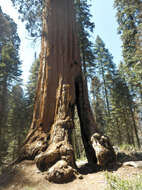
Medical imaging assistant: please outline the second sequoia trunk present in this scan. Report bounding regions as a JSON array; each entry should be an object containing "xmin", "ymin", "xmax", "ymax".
[{"xmin": 19, "ymin": 0, "xmax": 115, "ymax": 183}]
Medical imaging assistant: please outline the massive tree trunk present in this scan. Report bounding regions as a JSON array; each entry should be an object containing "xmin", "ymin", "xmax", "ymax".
[{"xmin": 18, "ymin": 0, "xmax": 115, "ymax": 183}]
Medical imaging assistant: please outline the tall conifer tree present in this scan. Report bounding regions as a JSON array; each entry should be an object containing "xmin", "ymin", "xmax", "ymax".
[{"xmin": 11, "ymin": 0, "xmax": 115, "ymax": 182}]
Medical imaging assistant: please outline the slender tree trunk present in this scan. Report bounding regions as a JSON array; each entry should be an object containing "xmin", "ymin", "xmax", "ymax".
[
  {"xmin": 130, "ymin": 107, "xmax": 140, "ymax": 148},
  {"xmin": 116, "ymin": 118, "xmax": 122, "ymax": 145},
  {"xmin": 101, "ymin": 63, "xmax": 110, "ymax": 116},
  {"xmin": 0, "ymin": 80, "xmax": 8, "ymax": 165},
  {"xmin": 123, "ymin": 112, "xmax": 133, "ymax": 145},
  {"xmin": 0, "ymin": 80, "xmax": 8, "ymax": 128},
  {"xmin": 81, "ymin": 47, "xmax": 88, "ymax": 81},
  {"xmin": 124, "ymin": 107, "xmax": 135, "ymax": 146},
  {"xmin": 72, "ymin": 128, "xmax": 81, "ymax": 159},
  {"xmin": 18, "ymin": 0, "xmax": 115, "ymax": 183}
]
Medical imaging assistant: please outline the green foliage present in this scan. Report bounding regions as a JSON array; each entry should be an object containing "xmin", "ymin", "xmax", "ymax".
[
  {"xmin": 94, "ymin": 36, "xmax": 116, "ymax": 82},
  {"xmin": 0, "ymin": 44, "xmax": 21, "ymax": 84},
  {"xmin": 0, "ymin": 8, "xmax": 21, "ymax": 128},
  {"xmin": 0, "ymin": 84, "xmax": 29, "ymax": 170},
  {"xmin": 0, "ymin": 8, "xmax": 28, "ymax": 171},
  {"xmin": 0, "ymin": 8, "xmax": 21, "ymax": 87},
  {"xmin": 119, "ymin": 144, "xmax": 136, "ymax": 153},
  {"xmin": 75, "ymin": 0, "xmax": 95, "ymax": 79},
  {"xmin": 90, "ymin": 36, "xmax": 116, "ymax": 133},
  {"xmin": 89, "ymin": 34, "xmax": 141, "ymax": 147},
  {"xmin": 105, "ymin": 172, "xmax": 142, "ymax": 190},
  {"xmin": 11, "ymin": 0, "xmax": 42, "ymax": 38},
  {"xmin": 108, "ymin": 73, "xmax": 133, "ymax": 145},
  {"xmin": 0, "ymin": 6, "xmax": 20, "ymax": 47},
  {"xmin": 114, "ymin": 0, "xmax": 142, "ymax": 95},
  {"xmin": 24, "ymin": 187, "xmax": 38, "ymax": 190},
  {"xmin": 90, "ymin": 76, "xmax": 106, "ymax": 132},
  {"xmin": 26, "ymin": 57, "xmax": 40, "ymax": 114},
  {"xmin": 93, "ymin": 35, "xmax": 116, "ymax": 111}
]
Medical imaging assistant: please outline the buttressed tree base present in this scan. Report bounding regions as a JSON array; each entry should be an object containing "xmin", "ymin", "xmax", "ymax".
[{"xmin": 18, "ymin": 0, "xmax": 116, "ymax": 183}]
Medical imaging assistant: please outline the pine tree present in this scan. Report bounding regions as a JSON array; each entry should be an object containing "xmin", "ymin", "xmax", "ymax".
[
  {"xmin": 93, "ymin": 36, "xmax": 116, "ymax": 120},
  {"xmin": 109, "ymin": 72, "xmax": 140, "ymax": 147},
  {"xmin": 0, "ymin": 8, "xmax": 21, "ymax": 126},
  {"xmin": 0, "ymin": 43, "xmax": 21, "ymax": 134},
  {"xmin": 6, "ymin": 85, "xmax": 28, "ymax": 161},
  {"xmin": 75, "ymin": 0, "xmax": 95, "ymax": 80},
  {"xmin": 0, "ymin": 7, "xmax": 22, "ymax": 168},
  {"xmin": 90, "ymin": 76, "xmax": 106, "ymax": 133},
  {"xmin": 26, "ymin": 58, "xmax": 40, "ymax": 117},
  {"xmin": 114, "ymin": 0, "xmax": 142, "ymax": 147},
  {"xmin": 114, "ymin": 0, "xmax": 142, "ymax": 97}
]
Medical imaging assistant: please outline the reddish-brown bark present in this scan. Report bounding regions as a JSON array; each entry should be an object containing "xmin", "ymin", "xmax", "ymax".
[{"xmin": 19, "ymin": 0, "xmax": 115, "ymax": 182}]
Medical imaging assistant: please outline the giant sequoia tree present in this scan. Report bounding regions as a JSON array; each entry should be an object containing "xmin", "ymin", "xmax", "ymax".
[{"xmin": 12, "ymin": 0, "xmax": 115, "ymax": 182}]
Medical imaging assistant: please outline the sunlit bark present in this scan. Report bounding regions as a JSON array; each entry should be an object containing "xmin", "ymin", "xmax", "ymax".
[{"xmin": 18, "ymin": 0, "xmax": 115, "ymax": 183}]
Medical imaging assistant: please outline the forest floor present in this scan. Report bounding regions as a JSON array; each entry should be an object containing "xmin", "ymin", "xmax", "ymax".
[{"xmin": 0, "ymin": 152, "xmax": 142, "ymax": 190}]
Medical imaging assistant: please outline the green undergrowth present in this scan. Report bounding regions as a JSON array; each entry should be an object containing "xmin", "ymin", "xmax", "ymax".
[
  {"xmin": 76, "ymin": 156, "xmax": 87, "ymax": 162},
  {"xmin": 24, "ymin": 188, "xmax": 39, "ymax": 190},
  {"xmin": 23, "ymin": 187, "xmax": 48, "ymax": 190},
  {"xmin": 105, "ymin": 172, "xmax": 142, "ymax": 190},
  {"xmin": 118, "ymin": 144, "xmax": 140, "ymax": 153}
]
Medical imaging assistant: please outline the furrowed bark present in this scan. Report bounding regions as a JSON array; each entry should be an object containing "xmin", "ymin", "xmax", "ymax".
[
  {"xmin": 18, "ymin": 0, "xmax": 116, "ymax": 183},
  {"xmin": 19, "ymin": 0, "xmax": 80, "ymax": 182}
]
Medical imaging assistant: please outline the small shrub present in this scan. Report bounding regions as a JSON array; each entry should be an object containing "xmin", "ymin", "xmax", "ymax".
[
  {"xmin": 24, "ymin": 187, "xmax": 37, "ymax": 190},
  {"xmin": 105, "ymin": 172, "xmax": 142, "ymax": 190},
  {"xmin": 119, "ymin": 144, "xmax": 136, "ymax": 152}
]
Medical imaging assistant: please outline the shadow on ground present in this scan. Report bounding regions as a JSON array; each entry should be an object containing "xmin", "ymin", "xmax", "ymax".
[
  {"xmin": 0, "ymin": 151, "xmax": 142, "ymax": 189},
  {"xmin": 117, "ymin": 151, "xmax": 142, "ymax": 163},
  {"xmin": 0, "ymin": 161, "xmax": 48, "ymax": 190}
]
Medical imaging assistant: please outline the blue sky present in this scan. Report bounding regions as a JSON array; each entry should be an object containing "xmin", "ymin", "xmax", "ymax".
[
  {"xmin": 0, "ymin": 0, "xmax": 122, "ymax": 84},
  {"xmin": 91, "ymin": 0, "xmax": 122, "ymax": 64}
]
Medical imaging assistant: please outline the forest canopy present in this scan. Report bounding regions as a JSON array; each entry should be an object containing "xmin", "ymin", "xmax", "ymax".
[{"xmin": 0, "ymin": 0, "xmax": 142, "ymax": 184}]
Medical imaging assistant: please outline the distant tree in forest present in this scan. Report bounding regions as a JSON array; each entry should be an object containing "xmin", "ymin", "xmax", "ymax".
[
  {"xmin": 94, "ymin": 36, "xmax": 116, "ymax": 115},
  {"xmin": 88, "ymin": 35, "xmax": 141, "ymax": 147},
  {"xmin": 114, "ymin": 0, "xmax": 142, "ymax": 97},
  {"xmin": 26, "ymin": 57, "xmax": 40, "ymax": 117},
  {"xmin": 0, "ymin": 7, "xmax": 24, "ymax": 170},
  {"xmin": 0, "ymin": 7, "xmax": 21, "ymax": 127},
  {"xmin": 89, "ymin": 35, "xmax": 116, "ymax": 134},
  {"xmin": 6, "ymin": 85, "xmax": 28, "ymax": 160},
  {"xmin": 90, "ymin": 76, "xmax": 106, "ymax": 133},
  {"xmin": 108, "ymin": 72, "xmax": 140, "ymax": 147},
  {"xmin": 75, "ymin": 0, "xmax": 95, "ymax": 80},
  {"xmin": 114, "ymin": 0, "xmax": 142, "ymax": 147}
]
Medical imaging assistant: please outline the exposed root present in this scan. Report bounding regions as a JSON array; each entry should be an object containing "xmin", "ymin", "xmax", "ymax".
[
  {"xmin": 91, "ymin": 133, "xmax": 116, "ymax": 167},
  {"xmin": 16, "ymin": 128, "xmax": 48, "ymax": 163},
  {"xmin": 35, "ymin": 141, "xmax": 77, "ymax": 183},
  {"xmin": 45, "ymin": 160, "xmax": 76, "ymax": 183}
]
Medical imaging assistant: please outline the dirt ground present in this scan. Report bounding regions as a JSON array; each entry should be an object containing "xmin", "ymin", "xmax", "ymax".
[{"xmin": 0, "ymin": 160, "xmax": 142, "ymax": 190}]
